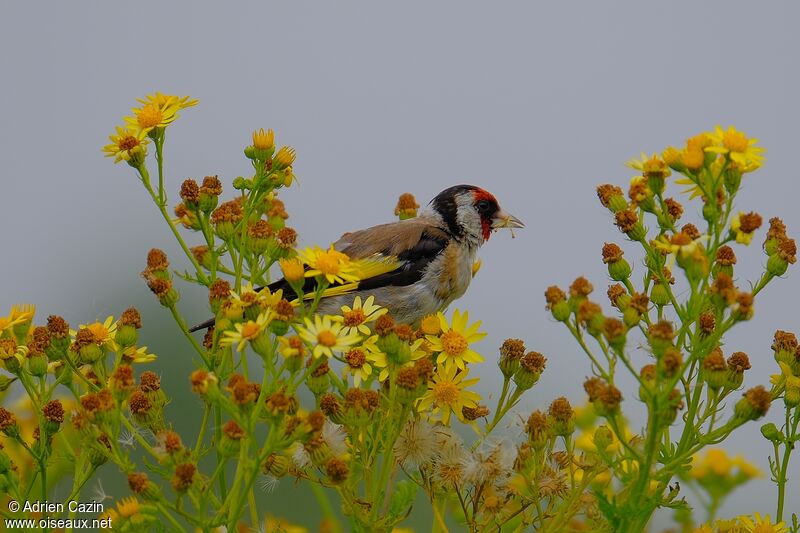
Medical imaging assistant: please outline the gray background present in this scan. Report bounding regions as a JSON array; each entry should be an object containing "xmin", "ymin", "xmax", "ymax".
[{"xmin": 2, "ymin": 1, "xmax": 799, "ymax": 528}]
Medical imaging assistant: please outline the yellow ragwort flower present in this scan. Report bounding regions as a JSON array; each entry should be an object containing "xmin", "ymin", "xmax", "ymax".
[
  {"xmin": 220, "ymin": 311, "xmax": 274, "ymax": 352},
  {"xmin": 297, "ymin": 315, "xmax": 360, "ymax": 359},
  {"xmin": 426, "ymin": 310, "xmax": 486, "ymax": 373},
  {"xmin": 122, "ymin": 345, "xmax": 158, "ymax": 364},
  {"xmin": 738, "ymin": 513, "xmax": 787, "ymax": 533},
  {"xmin": 102, "ymin": 125, "xmax": 149, "ymax": 164},
  {"xmin": 730, "ymin": 212, "xmax": 760, "ymax": 245},
  {"xmin": 417, "ymin": 365, "xmax": 481, "ymax": 426},
  {"xmin": 706, "ymin": 125, "xmax": 765, "ymax": 171},
  {"xmin": 252, "ymin": 128, "xmax": 275, "ymax": 151},
  {"xmin": 331, "ymin": 295, "xmax": 387, "ymax": 336},
  {"xmin": 125, "ymin": 92, "xmax": 198, "ymax": 134},
  {"xmin": 72, "ymin": 316, "xmax": 118, "ymax": 352},
  {"xmin": 115, "ymin": 496, "xmax": 141, "ymax": 518},
  {"xmin": 299, "ymin": 246, "xmax": 361, "ymax": 285},
  {"xmin": 0, "ymin": 304, "xmax": 35, "ymax": 332},
  {"xmin": 279, "ymin": 257, "xmax": 306, "ymax": 283}
]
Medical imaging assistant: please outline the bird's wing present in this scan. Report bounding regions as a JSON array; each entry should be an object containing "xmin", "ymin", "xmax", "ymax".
[
  {"xmin": 189, "ymin": 220, "xmax": 449, "ymax": 332},
  {"xmin": 278, "ymin": 218, "xmax": 450, "ymax": 298}
]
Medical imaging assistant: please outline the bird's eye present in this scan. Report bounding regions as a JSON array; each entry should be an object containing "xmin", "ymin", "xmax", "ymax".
[{"xmin": 476, "ymin": 200, "xmax": 491, "ymax": 212}]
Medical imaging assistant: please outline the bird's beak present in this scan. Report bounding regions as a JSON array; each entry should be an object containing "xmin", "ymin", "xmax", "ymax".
[{"xmin": 491, "ymin": 210, "xmax": 525, "ymax": 230}]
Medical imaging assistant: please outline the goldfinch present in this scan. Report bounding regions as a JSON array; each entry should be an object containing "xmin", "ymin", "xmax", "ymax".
[{"xmin": 191, "ymin": 184, "xmax": 522, "ymax": 330}]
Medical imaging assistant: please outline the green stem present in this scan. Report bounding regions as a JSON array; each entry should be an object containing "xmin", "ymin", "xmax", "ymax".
[{"xmin": 138, "ymin": 166, "xmax": 208, "ymax": 283}]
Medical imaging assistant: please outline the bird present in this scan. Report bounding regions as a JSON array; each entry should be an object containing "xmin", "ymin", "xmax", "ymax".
[{"xmin": 190, "ymin": 184, "xmax": 522, "ymax": 330}]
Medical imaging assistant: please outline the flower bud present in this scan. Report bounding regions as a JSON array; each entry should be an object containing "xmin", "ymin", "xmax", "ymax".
[
  {"xmin": 26, "ymin": 353, "xmax": 48, "ymax": 377},
  {"xmin": 498, "ymin": 339, "xmax": 525, "ymax": 379},
  {"xmin": 263, "ymin": 453, "xmax": 290, "ymax": 478},
  {"xmin": 394, "ymin": 193, "xmax": 420, "ymax": 220},
  {"xmin": 700, "ymin": 348, "xmax": 727, "ymax": 390},
  {"xmin": 0, "ymin": 407, "xmax": 20, "ymax": 438},
  {"xmin": 602, "ymin": 243, "xmax": 631, "ymax": 281},
  {"xmin": 306, "ymin": 372, "xmax": 331, "ymax": 396},
  {"xmin": 324, "ymin": 457, "xmax": 349, "ymax": 485},
  {"xmin": 128, "ymin": 471, "xmax": 162, "ymax": 501},
  {"xmin": 513, "ymin": 351, "xmax": 546, "ymax": 391},
  {"xmin": 545, "ymin": 286, "xmax": 570, "ymax": 322},
  {"xmin": 42, "ymin": 400, "xmax": 64, "ymax": 434},
  {"xmin": 220, "ymin": 420, "xmax": 245, "ymax": 456},
  {"xmin": 597, "ymin": 184, "xmax": 627, "ymax": 213},
  {"xmin": 647, "ymin": 320, "xmax": 674, "ymax": 358},
  {"xmin": 725, "ymin": 352, "xmax": 751, "ymax": 390},
  {"xmin": 525, "ymin": 410, "xmax": 552, "ymax": 450},
  {"xmin": 548, "ymin": 397, "xmax": 575, "ymax": 437},
  {"xmin": 734, "ymin": 386, "xmax": 771, "ymax": 421},
  {"xmin": 198, "ymin": 176, "xmax": 222, "ymax": 214},
  {"xmin": 767, "ymin": 253, "xmax": 789, "ymax": 277},
  {"xmin": 761, "ymin": 423, "xmax": 784, "ymax": 444},
  {"xmin": 593, "ymin": 425, "xmax": 614, "ymax": 453},
  {"xmin": 785, "ymin": 376, "xmax": 800, "ymax": 408}
]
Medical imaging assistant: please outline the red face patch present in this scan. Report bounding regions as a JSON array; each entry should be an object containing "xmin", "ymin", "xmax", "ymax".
[{"xmin": 472, "ymin": 189, "xmax": 497, "ymax": 241}]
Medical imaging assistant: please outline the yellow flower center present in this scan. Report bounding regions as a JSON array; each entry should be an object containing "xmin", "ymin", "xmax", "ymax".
[
  {"xmin": 137, "ymin": 104, "xmax": 163, "ymax": 128},
  {"xmin": 87, "ymin": 323, "xmax": 110, "ymax": 342},
  {"xmin": 345, "ymin": 349, "xmax": 366, "ymax": 368},
  {"xmin": 419, "ymin": 315, "xmax": 441, "ymax": 335},
  {"xmin": 432, "ymin": 381, "xmax": 460, "ymax": 406},
  {"xmin": 241, "ymin": 322, "xmax": 261, "ymax": 340},
  {"xmin": 441, "ymin": 330, "xmax": 467, "ymax": 356},
  {"xmin": 316, "ymin": 252, "xmax": 342, "ymax": 276},
  {"xmin": 118, "ymin": 136, "xmax": 139, "ymax": 151},
  {"xmin": 343, "ymin": 309, "xmax": 367, "ymax": 327},
  {"xmin": 722, "ymin": 129, "xmax": 748, "ymax": 153},
  {"xmin": 317, "ymin": 330, "xmax": 337, "ymax": 347}
]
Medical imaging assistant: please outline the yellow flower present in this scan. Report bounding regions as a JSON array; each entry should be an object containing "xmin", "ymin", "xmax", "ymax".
[
  {"xmin": 770, "ymin": 362, "xmax": 794, "ymax": 388},
  {"xmin": 115, "ymin": 496, "xmax": 141, "ymax": 518},
  {"xmin": 331, "ymin": 296, "xmax": 387, "ymax": 336},
  {"xmin": 136, "ymin": 92, "xmax": 198, "ymax": 111},
  {"xmin": 0, "ymin": 304, "xmax": 35, "ymax": 332},
  {"xmin": 102, "ymin": 125, "xmax": 149, "ymax": 164},
  {"xmin": 652, "ymin": 231, "xmax": 707, "ymax": 261},
  {"xmin": 279, "ymin": 257, "xmax": 306, "ymax": 283},
  {"xmin": 122, "ymin": 345, "xmax": 158, "ymax": 364},
  {"xmin": 417, "ymin": 365, "xmax": 481, "ymax": 426},
  {"xmin": 342, "ymin": 347, "xmax": 373, "ymax": 387},
  {"xmin": 72, "ymin": 316, "xmax": 118, "ymax": 351},
  {"xmin": 706, "ymin": 125, "xmax": 765, "ymax": 171},
  {"xmin": 738, "ymin": 513, "xmax": 787, "ymax": 533},
  {"xmin": 274, "ymin": 146, "xmax": 296, "ymax": 168},
  {"xmin": 731, "ymin": 454, "xmax": 762, "ymax": 479},
  {"xmin": 626, "ymin": 152, "xmax": 671, "ymax": 181},
  {"xmin": 297, "ymin": 315, "xmax": 360, "ymax": 359},
  {"xmin": 125, "ymin": 92, "xmax": 197, "ymax": 134},
  {"xmin": 730, "ymin": 212, "xmax": 762, "ymax": 245},
  {"xmin": 228, "ymin": 283, "xmax": 260, "ymax": 310},
  {"xmin": 252, "ymin": 128, "xmax": 275, "ymax": 151},
  {"xmin": 220, "ymin": 311, "xmax": 274, "ymax": 352},
  {"xmin": 299, "ymin": 246, "xmax": 361, "ymax": 285},
  {"xmin": 426, "ymin": 310, "xmax": 486, "ymax": 373}
]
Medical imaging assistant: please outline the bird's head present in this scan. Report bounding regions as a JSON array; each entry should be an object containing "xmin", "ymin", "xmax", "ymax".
[{"xmin": 428, "ymin": 185, "xmax": 524, "ymax": 244}]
